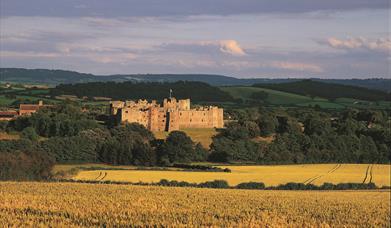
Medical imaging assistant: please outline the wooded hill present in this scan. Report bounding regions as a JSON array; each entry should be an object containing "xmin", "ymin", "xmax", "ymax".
[
  {"xmin": 253, "ymin": 80, "xmax": 390, "ymax": 101},
  {"xmin": 50, "ymin": 81, "xmax": 235, "ymax": 102}
]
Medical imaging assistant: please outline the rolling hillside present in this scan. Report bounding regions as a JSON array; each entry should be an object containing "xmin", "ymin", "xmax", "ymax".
[
  {"xmin": 253, "ymin": 80, "xmax": 390, "ymax": 101},
  {"xmin": 222, "ymin": 86, "xmax": 390, "ymax": 109}
]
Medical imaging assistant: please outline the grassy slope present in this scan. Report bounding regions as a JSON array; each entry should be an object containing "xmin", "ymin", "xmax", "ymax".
[
  {"xmin": 221, "ymin": 86, "xmax": 390, "ymax": 109},
  {"xmin": 154, "ymin": 128, "xmax": 217, "ymax": 149},
  {"xmin": 0, "ymin": 86, "xmax": 110, "ymax": 107},
  {"xmin": 221, "ymin": 86, "xmax": 313, "ymax": 104},
  {"xmin": 254, "ymin": 80, "xmax": 389, "ymax": 101}
]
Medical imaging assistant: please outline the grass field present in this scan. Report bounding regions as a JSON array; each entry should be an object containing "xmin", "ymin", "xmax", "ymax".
[
  {"xmin": 221, "ymin": 86, "xmax": 318, "ymax": 105},
  {"xmin": 221, "ymin": 86, "xmax": 391, "ymax": 109},
  {"xmin": 0, "ymin": 182, "xmax": 389, "ymax": 227},
  {"xmin": 154, "ymin": 128, "xmax": 218, "ymax": 148},
  {"xmin": 73, "ymin": 164, "xmax": 391, "ymax": 187},
  {"xmin": 0, "ymin": 95, "xmax": 16, "ymax": 106}
]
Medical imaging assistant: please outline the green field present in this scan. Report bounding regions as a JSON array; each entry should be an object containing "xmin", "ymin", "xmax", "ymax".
[
  {"xmin": 0, "ymin": 85, "xmax": 109, "ymax": 107},
  {"xmin": 0, "ymin": 95, "xmax": 16, "ymax": 106},
  {"xmin": 221, "ymin": 86, "xmax": 391, "ymax": 109}
]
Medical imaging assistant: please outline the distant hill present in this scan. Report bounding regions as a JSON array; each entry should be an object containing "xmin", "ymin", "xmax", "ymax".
[
  {"xmin": 253, "ymin": 80, "xmax": 390, "ymax": 102},
  {"xmin": 1, "ymin": 68, "xmax": 390, "ymax": 92},
  {"xmin": 0, "ymin": 68, "xmax": 294, "ymax": 85}
]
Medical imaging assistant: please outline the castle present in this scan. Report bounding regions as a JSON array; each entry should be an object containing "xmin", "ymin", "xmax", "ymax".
[{"xmin": 110, "ymin": 98, "xmax": 224, "ymax": 132}]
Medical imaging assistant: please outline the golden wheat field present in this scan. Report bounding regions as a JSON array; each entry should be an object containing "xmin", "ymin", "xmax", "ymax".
[
  {"xmin": 0, "ymin": 182, "xmax": 389, "ymax": 227},
  {"xmin": 74, "ymin": 164, "xmax": 391, "ymax": 187}
]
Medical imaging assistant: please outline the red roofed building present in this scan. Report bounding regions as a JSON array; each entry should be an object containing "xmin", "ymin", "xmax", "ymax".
[
  {"xmin": 19, "ymin": 101, "xmax": 48, "ymax": 116},
  {"xmin": 0, "ymin": 111, "xmax": 18, "ymax": 121}
]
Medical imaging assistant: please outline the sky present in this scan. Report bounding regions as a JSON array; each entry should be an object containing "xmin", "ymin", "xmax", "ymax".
[{"xmin": 0, "ymin": 0, "xmax": 390, "ymax": 78}]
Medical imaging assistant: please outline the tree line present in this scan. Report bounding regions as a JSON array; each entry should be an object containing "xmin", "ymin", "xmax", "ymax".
[
  {"xmin": 0, "ymin": 103, "xmax": 390, "ymax": 180},
  {"xmin": 50, "ymin": 81, "xmax": 235, "ymax": 102},
  {"xmin": 0, "ymin": 103, "xmax": 209, "ymax": 180}
]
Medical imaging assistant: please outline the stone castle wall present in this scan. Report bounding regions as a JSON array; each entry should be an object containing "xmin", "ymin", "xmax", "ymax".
[{"xmin": 110, "ymin": 98, "xmax": 223, "ymax": 131}]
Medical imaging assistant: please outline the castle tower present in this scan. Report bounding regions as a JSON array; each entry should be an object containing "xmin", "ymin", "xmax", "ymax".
[{"xmin": 178, "ymin": 99, "xmax": 190, "ymax": 110}]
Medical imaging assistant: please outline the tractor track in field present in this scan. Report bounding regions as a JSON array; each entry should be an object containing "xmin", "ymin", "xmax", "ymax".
[
  {"xmin": 100, "ymin": 172, "xmax": 107, "ymax": 181},
  {"xmin": 362, "ymin": 164, "xmax": 373, "ymax": 184},
  {"xmin": 95, "ymin": 172, "xmax": 103, "ymax": 180},
  {"xmin": 368, "ymin": 164, "xmax": 374, "ymax": 183},
  {"xmin": 327, "ymin": 164, "xmax": 341, "ymax": 174},
  {"xmin": 94, "ymin": 171, "xmax": 108, "ymax": 181},
  {"xmin": 304, "ymin": 164, "xmax": 342, "ymax": 185}
]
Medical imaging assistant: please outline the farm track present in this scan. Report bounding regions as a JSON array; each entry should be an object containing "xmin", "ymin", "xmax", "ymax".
[
  {"xmin": 95, "ymin": 172, "xmax": 102, "ymax": 180},
  {"xmin": 99, "ymin": 172, "xmax": 107, "ymax": 181},
  {"xmin": 369, "ymin": 164, "xmax": 374, "ymax": 183},
  {"xmin": 328, "ymin": 164, "xmax": 341, "ymax": 174},
  {"xmin": 362, "ymin": 164, "xmax": 373, "ymax": 184},
  {"xmin": 304, "ymin": 164, "xmax": 342, "ymax": 184},
  {"xmin": 94, "ymin": 172, "xmax": 107, "ymax": 181}
]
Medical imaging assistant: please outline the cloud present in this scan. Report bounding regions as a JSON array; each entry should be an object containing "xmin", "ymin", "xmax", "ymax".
[
  {"xmin": 1, "ymin": 0, "xmax": 388, "ymax": 18},
  {"xmin": 0, "ymin": 51, "xmax": 59, "ymax": 58},
  {"xmin": 321, "ymin": 37, "xmax": 391, "ymax": 53},
  {"xmin": 219, "ymin": 40, "xmax": 246, "ymax": 56},
  {"xmin": 0, "ymin": 12, "xmax": 388, "ymax": 78},
  {"xmin": 270, "ymin": 61, "xmax": 324, "ymax": 73},
  {"xmin": 88, "ymin": 53, "xmax": 136, "ymax": 64},
  {"xmin": 158, "ymin": 40, "xmax": 246, "ymax": 56}
]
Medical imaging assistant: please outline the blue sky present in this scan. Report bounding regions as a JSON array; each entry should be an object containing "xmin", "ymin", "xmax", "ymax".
[{"xmin": 0, "ymin": 0, "xmax": 390, "ymax": 78}]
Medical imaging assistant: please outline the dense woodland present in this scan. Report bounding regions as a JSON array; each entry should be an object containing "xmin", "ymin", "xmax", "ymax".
[
  {"xmin": 253, "ymin": 80, "xmax": 391, "ymax": 101},
  {"xmin": 210, "ymin": 107, "xmax": 390, "ymax": 164},
  {"xmin": 0, "ymin": 102, "xmax": 390, "ymax": 180},
  {"xmin": 51, "ymin": 81, "xmax": 235, "ymax": 102}
]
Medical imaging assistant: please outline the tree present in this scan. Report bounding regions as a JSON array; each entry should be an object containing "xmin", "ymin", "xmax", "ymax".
[
  {"xmin": 159, "ymin": 131, "xmax": 194, "ymax": 164},
  {"xmin": 193, "ymin": 143, "xmax": 208, "ymax": 162},
  {"xmin": 303, "ymin": 115, "xmax": 331, "ymax": 135},
  {"xmin": 276, "ymin": 116, "xmax": 301, "ymax": 134},
  {"xmin": 242, "ymin": 121, "xmax": 260, "ymax": 138},
  {"xmin": 21, "ymin": 127, "xmax": 39, "ymax": 141},
  {"xmin": 9, "ymin": 103, "xmax": 100, "ymax": 138},
  {"xmin": 359, "ymin": 135, "xmax": 379, "ymax": 163},
  {"xmin": 0, "ymin": 141, "xmax": 54, "ymax": 181},
  {"xmin": 258, "ymin": 114, "xmax": 278, "ymax": 137}
]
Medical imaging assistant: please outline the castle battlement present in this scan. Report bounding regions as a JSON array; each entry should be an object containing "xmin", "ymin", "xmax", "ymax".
[{"xmin": 110, "ymin": 98, "xmax": 223, "ymax": 132}]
